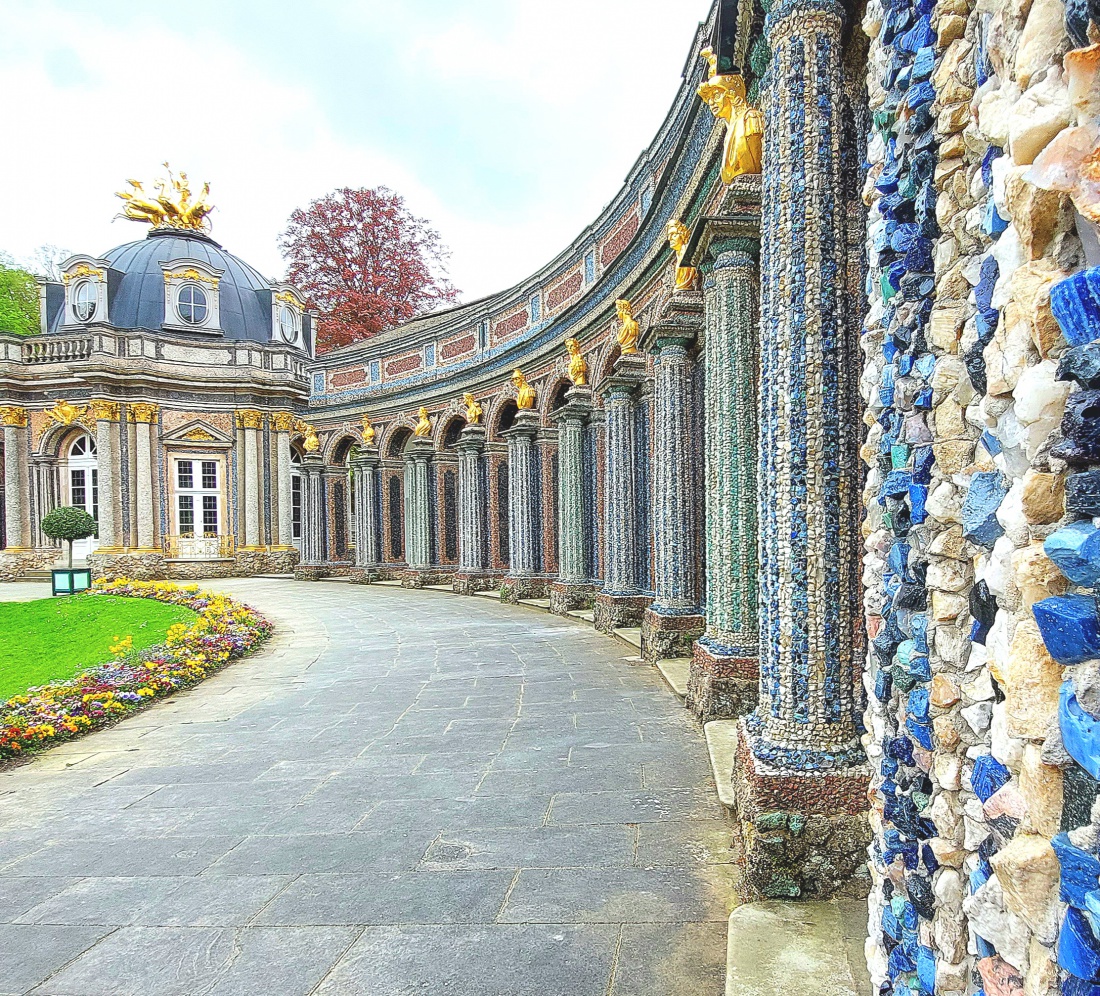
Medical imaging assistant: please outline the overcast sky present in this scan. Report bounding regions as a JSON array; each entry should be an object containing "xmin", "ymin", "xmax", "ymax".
[{"xmin": 0, "ymin": 1, "xmax": 706, "ymax": 299}]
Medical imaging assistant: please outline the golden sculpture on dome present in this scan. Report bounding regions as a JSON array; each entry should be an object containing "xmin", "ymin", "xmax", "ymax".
[
  {"xmin": 697, "ymin": 48, "xmax": 763, "ymax": 183},
  {"xmin": 512, "ymin": 370, "xmax": 537, "ymax": 410},
  {"xmin": 414, "ymin": 407, "xmax": 433, "ymax": 437},
  {"xmin": 565, "ymin": 339, "xmax": 588, "ymax": 386},
  {"xmin": 44, "ymin": 399, "xmax": 87, "ymax": 427},
  {"xmin": 667, "ymin": 220, "xmax": 699, "ymax": 292},
  {"xmin": 361, "ymin": 414, "xmax": 376, "ymax": 446},
  {"xmin": 116, "ymin": 164, "xmax": 215, "ymax": 232},
  {"xmin": 615, "ymin": 300, "xmax": 640, "ymax": 355},
  {"xmin": 463, "ymin": 393, "xmax": 483, "ymax": 425}
]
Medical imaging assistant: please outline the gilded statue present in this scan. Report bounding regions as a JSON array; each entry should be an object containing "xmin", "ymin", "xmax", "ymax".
[
  {"xmin": 361, "ymin": 414, "xmax": 376, "ymax": 446},
  {"xmin": 565, "ymin": 339, "xmax": 588, "ymax": 386},
  {"xmin": 463, "ymin": 393, "xmax": 483, "ymax": 425},
  {"xmin": 615, "ymin": 300, "xmax": 640, "ymax": 355},
  {"xmin": 697, "ymin": 48, "xmax": 763, "ymax": 183},
  {"xmin": 666, "ymin": 220, "xmax": 699, "ymax": 292},
  {"xmin": 512, "ymin": 370, "xmax": 537, "ymax": 410},
  {"xmin": 116, "ymin": 164, "xmax": 215, "ymax": 232},
  {"xmin": 414, "ymin": 407, "xmax": 433, "ymax": 437},
  {"xmin": 302, "ymin": 425, "xmax": 320, "ymax": 453},
  {"xmin": 44, "ymin": 399, "xmax": 87, "ymax": 426}
]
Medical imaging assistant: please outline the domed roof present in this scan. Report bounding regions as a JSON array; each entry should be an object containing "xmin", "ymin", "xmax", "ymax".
[{"xmin": 101, "ymin": 229, "xmax": 274, "ymax": 341}]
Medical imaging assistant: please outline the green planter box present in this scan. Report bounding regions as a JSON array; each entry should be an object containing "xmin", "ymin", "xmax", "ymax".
[{"xmin": 52, "ymin": 568, "xmax": 92, "ymax": 596}]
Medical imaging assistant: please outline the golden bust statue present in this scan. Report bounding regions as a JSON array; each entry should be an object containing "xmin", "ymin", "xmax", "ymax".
[
  {"xmin": 361, "ymin": 414, "xmax": 376, "ymax": 445},
  {"xmin": 302, "ymin": 424, "xmax": 320, "ymax": 453},
  {"xmin": 512, "ymin": 370, "xmax": 537, "ymax": 410},
  {"xmin": 463, "ymin": 393, "xmax": 483, "ymax": 425},
  {"xmin": 414, "ymin": 407, "xmax": 432, "ymax": 437},
  {"xmin": 615, "ymin": 300, "xmax": 640, "ymax": 355},
  {"xmin": 667, "ymin": 220, "xmax": 699, "ymax": 292},
  {"xmin": 565, "ymin": 339, "xmax": 588, "ymax": 386},
  {"xmin": 697, "ymin": 50, "xmax": 763, "ymax": 184}
]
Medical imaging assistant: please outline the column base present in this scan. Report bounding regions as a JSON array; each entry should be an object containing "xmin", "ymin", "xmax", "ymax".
[
  {"xmin": 731, "ymin": 720, "xmax": 871, "ymax": 900},
  {"xmin": 550, "ymin": 581, "xmax": 596, "ymax": 616},
  {"xmin": 641, "ymin": 608, "xmax": 704, "ymax": 662},
  {"xmin": 593, "ymin": 592, "xmax": 651, "ymax": 634},
  {"xmin": 688, "ymin": 637, "xmax": 759, "ymax": 721},
  {"xmin": 348, "ymin": 567, "xmax": 382, "ymax": 584},
  {"xmin": 293, "ymin": 564, "xmax": 329, "ymax": 581},
  {"xmin": 501, "ymin": 575, "xmax": 551, "ymax": 602},
  {"xmin": 401, "ymin": 568, "xmax": 455, "ymax": 589},
  {"xmin": 453, "ymin": 571, "xmax": 502, "ymax": 595}
]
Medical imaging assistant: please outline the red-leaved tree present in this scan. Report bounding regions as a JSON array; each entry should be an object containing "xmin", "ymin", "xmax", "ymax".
[{"xmin": 280, "ymin": 186, "xmax": 460, "ymax": 352}]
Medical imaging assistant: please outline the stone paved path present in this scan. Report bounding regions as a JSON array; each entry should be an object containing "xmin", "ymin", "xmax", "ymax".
[{"xmin": 0, "ymin": 580, "xmax": 738, "ymax": 995}]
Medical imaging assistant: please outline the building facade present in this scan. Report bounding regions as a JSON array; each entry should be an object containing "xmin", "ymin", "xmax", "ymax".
[{"xmin": 4, "ymin": 0, "xmax": 1100, "ymax": 991}]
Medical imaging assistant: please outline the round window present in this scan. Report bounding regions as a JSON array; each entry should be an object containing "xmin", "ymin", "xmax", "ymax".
[
  {"xmin": 277, "ymin": 304, "xmax": 299, "ymax": 343},
  {"xmin": 177, "ymin": 284, "xmax": 208, "ymax": 325},
  {"xmin": 72, "ymin": 280, "xmax": 97, "ymax": 322}
]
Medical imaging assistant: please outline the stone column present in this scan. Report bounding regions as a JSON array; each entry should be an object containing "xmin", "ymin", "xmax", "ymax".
[
  {"xmin": 731, "ymin": 0, "xmax": 869, "ymax": 900},
  {"xmin": 402, "ymin": 437, "xmax": 433, "ymax": 585},
  {"xmin": 272, "ymin": 413, "xmax": 296, "ymax": 551},
  {"xmin": 350, "ymin": 446, "xmax": 381, "ymax": 583},
  {"xmin": 551, "ymin": 385, "xmax": 595, "ymax": 614},
  {"xmin": 90, "ymin": 400, "xmax": 121, "ymax": 553},
  {"xmin": 691, "ymin": 238, "xmax": 762, "ymax": 720},
  {"xmin": 236, "ymin": 409, "xmax": 264, "ymax": 550},
  {"xmin": 455, "ymin": 423, "xmax": 492, "ymax": 594},
  {"xmin": 30, "ymin": 457, "xmax": 59, "ymax": 552},
  {"xmin": 129, "ymin": 403, "xmax": 159, "ymax": 552},
  {"xmin": 594, "ymin": 353, "xmax": 650, "ymax": 633},
  {"xmin": 642, "ymin": 295, "xmax": 706, "ymax": 662},
  {"xmin": 1, "ymin": 406, "xmax": 30, "ymax": 554},
  {"xmin": 502, "ymin": 408, "xmax": 546, "ymax": 602},
  {"xmin": 294, "ymin": 451, "xmax": 326, "ymax": 579}
]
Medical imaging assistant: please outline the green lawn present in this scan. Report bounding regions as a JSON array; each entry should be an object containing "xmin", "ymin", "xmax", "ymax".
[{"xmin": 0, "ymin": 595, "xmax": 197, "ymax": 701}]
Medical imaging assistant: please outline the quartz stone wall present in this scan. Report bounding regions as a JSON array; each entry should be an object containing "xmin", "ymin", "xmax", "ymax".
[{"xmin": 861, "ymin": 0, "xmax": 1100, "ymax": 989}]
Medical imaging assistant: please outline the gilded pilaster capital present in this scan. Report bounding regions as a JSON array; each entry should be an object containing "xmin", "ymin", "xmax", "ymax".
[
  {"xmin": 129, "ymin": 402, "xmax": 160, "ymax": 424},
  {"xmin": 88, "ymin": 400, "xmax": 121, "ymax": 422},
  {"xmin": 271, "ymin": 411, "xmax": 297, "ymax": 432},
  {"xmin": 235, "ymin": 408, "xmax": 264, "ymax": 430},
  {"xmin": 0, "ymin": 405, "xmax": 27, "ymax": 428}
]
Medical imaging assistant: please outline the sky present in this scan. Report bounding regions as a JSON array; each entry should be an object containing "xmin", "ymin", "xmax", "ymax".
[{"xmin": 0, "ymin": 1, "xmax": 707, "ymax": 300}]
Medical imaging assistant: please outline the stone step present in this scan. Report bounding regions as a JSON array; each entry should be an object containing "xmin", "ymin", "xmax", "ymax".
[
  {"xmin": 473, "ymin": 589, "xmax": 503, "ymax": 600},
  {"xmin": 374, "ymin": 580, "xmax": 403, "ymax": 587},
  {"xmin": 611, "ymin": 626, "xmax": 642, "ymax": 650},
  {"xmin": 317, "ymin": 576, "xmax": 350, "ymax": 583},
  {"xmin": 518, "ymin": 598, "xmax": 552, "ymax": 611},
  {"xmin": 656, "ymin": 657, "xmax": 691, "ymax": 699},
  {"xmin": 13, "ymin": 570, "xmax": 53, "ymax": 582},
  {"xmin": 703, "ymin": 719, "xmax": 739, "ymax": 810},
  {"xmin": 725, "ymin": 900, "xmax": 870, "ymax": 996},
  {"xmin": 255, "ymin": 573, "xmax": 295, "ymax": 580},
  {"xmin": 568, "ymin": 609, "xmax": 595, "ymax": 622},
  {"xmin": 423, "ymin": 584, "xmax": 454, "ymax": 591}
]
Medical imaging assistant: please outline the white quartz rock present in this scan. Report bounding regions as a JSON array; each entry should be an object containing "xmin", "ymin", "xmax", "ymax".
[
  {"xmin": 963, "ymin": 874, "xmax": 1032, "ymax": 973},
  {"xmin": 963, "ymin": 700, "xmax": 994, "ymax": 734},
  {"xmin": 986, "ymin": 536, "xmax": 1019, "ymax": 597},
  {"xmin": 1010, "ymin": 70, "xmax": 1074, "ymax": 165}
]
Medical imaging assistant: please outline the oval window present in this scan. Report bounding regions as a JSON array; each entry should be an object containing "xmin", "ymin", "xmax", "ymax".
[
  {"xmin": 177, "ymin": 284, "xmax": 208, "ymax": 325},
  {"xmin": 277, "ymin": 304, "xmax": 299, "ymax": 343},
  {"xmin": 72, "ymin": 280, "xmax": 97, "ymax": 322}
]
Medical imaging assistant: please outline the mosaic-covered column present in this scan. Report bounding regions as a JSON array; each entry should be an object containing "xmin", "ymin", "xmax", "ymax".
[
  {"xmin": 29, "ymin": 456, "xmax": 59, "ymax": 552},
  {"xmin": 236, "ymin": 409, "xmax": 264, "ymax": 549},
  {"xmin": 294, "ymin": 451, "xmax": 326, "ymax": 579},
  {"xmin": 272, "ymin": 413, "xmax": 295, "ymax": 551},
  {"xmin": 91, "ymin": 400, "xmax": 121, "ymax": 552},
  {"xmin": 0, "ymin": 406, "xmax": 30, "ymax": 552},
  {"xmin": 731, "ymin": 0, "xmax": 869, "ymax": 899},
  {"xmin": 454, "ymin": 423, "xmax": 492, "ymax": 594},
  {"xmin": 594, "ymin": 353, "xmax": 650, "ymax": 633},
  {"xmin": 550, "ymin": 385, "xmax": 594, "ymax": 615},
  {"xmin": 642, "ymin": 297, "xmax": 705, "ymax": 662},
  {"xmin": 691, "ymin": 238, "xmax": 761, "ymax": 720},
  {"xmin": 349, "ymin": 446, "xmax": 381, "ymax": 583},
  {"xmin": 402, "ymin": 437, "xmax": 433, "ymax": 583},
  {"xmin": 130, "ymin": 403, "xmax": 159, "ymax": 552},
  {"xmin": 501, "ymin": 409, "xmax": 545, "ymax": 601}
]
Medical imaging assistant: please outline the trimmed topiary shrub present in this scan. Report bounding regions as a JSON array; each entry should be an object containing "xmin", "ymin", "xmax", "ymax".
[{"xmin": 41, "ymin": 506, "xmax": 98, "ymax": 568}]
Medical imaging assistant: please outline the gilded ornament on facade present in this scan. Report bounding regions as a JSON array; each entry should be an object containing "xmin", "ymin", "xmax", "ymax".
[
  {"xmin": 512, "ymin": 370, "xmax": 537, "ymax": 409},
  {"xmin": 361, "ymin": 414, "xmax": 377, "ymax": 445},
  {"xmin": 61, "ymin": 264, "xmax": 105, "ymax": 285},
  {"xmin": 164, "ymin": 267, "xmax": 220, "ymax": 288},
  {"xmin": 463, "ymin": 393, "xmax": 483, "ymax": 425},
  {"xmin": 697, "ymin": 48, "xmax": 763, "ymax": 183},
  {"xmin": 128, "ymin": 402, "xmax": 159, "ymax": 424},
  {"xmin": 275, "ymin": 291, "xmax": 305, "ymax": 310},
  {"xmin": 300, "ymin": 423, "xmax": 321, "ymax": 452},
  {"xmin": 413, "ymin": 407, "xmax": 433, "ymax": 437},
  {"xmin": 88, "ymin": 400, "xmax": 121, "ymax": 422},
  {"xmin": 271, "ymin": 411, "xmax": 297, "ymax": 432},
  {"xmin": 565, "ymin": 339, "xmax": 588, "ymax": 386},
  {"xmin": 44, "ymin": 399, "xmax": 88, "ymax": 426},
  {"xmin": 235, "ymin": 409, "xmax": 264, "ymax": 430},
  {"xmin": 666, "ymin": 220, "xmax": 699, "ymax": 291},
  {"xmin": 0, "ymin": 406, "xmax": 27, "ymax": 428},
  {"xmin": 615, "ymin": 300, "xmax": 640, "ymax": 355},
  {"xmin": 183, "ymin": 427, "xmax": 217, "ymax": 442},
  {"xmin": 116, "ymin": 164, "xmax": 215, "ymax": 232}
]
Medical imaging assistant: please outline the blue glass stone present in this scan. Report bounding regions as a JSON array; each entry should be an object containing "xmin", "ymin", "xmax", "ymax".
[
  {"xmin": 1068, "ymin": 472, "xmax": 1100, "ymax": 517},
  {"xmin": 888, "ymin": 541, "xmax": 911, "ymax": 577},
  {"xmin": 1061, "ymin": 681, "xmax": 1100, "ymax": 780},
  {"xmin": 912, "ymin": 45, "xmax": 936, "ymax": 81},
  {"xmin": 891, "ymin": 443, "xmax": 911, "ymax": 468},
  {"xmin": 1058, "ymin": 341, "xmax": 1100, "ymax": 390},
  {"xmin": 912, "ymin": 446, "xmax": 934, "ymax": 484},
  {"xmin": 1052, "ymin": 269, "xmax": 1100, "ymax": 347},
  {"xmin": 906, "ymin": 716, "xmax": 933, "ymax": 749},
  {"xmin": 970, "ymin": 861, "xmax": 991, "ymax": 893},
  {"xmin": 1060, "ymin": 907, "xmax": 1100, "ymax": 981},
  {"xmin": 1064, "ymin": 975, "xmax": 1100, "ymax": 996},
  {"xmin": 898, "ymin": 353, "xmax": 914, "ymax": 376},
  {"xmin": 882, "ymin": 470, "xmax": 913, "ymax": 500},
  {"xmin": 1086, "ymin": 889, "xmax": 1100, "ymax": 937},
  {"xmin": 980, "ymin": 429, "xmax": 1003, "ymax": 457},
  {"xmin": 913, "ymin": 386, "xmax": 933, "ymax": 409},
  {"xmin": 975, "ymin": 934, "xmax": 996, "ymax": 960},
  {"xmin": 916, "ymin": 945, "xmax": 935, "ymax": 995},
  {"xmin": 981, "ymin": 146, "xmax": 1001, "ymax": 189},
  {"xmin": 897, "ymin": 17, "xmax": 935, "ymax": 53},
  {"xmin": 908, "ymin": 687, "xmax": 930, "ymax": 723},
  {"xmin": 1034, "ymin": 595, "xmax": 1100, "ymax": 665},
  {"xmin": 875, "ymin": 667, "xmax": 894, "ymax": 702},
  {"xmin": 976, "ymin": 307, "xmax": 1000, "ymax": 343},
  {"xmin": 911, "ymin": 614, "xmax": 928, "ymax": 653},
  {"xmin": 909, "ymin": 484, "xmax": 928, "ymax": 524},
  {"xmin": 983, "ymin": 199, "xmax": 1009, "ymax": 237},
  {"xmin": 1054, "ymin": 831, "xmax": 1100, "ymax": 908},
  {"xmin": 883, "ymin": 339, "xmax": 900, "ymax": 363},
  {"xmin": 1066, "ymin": 0, "xmax": 1092, "ymax": 46},
  {"xmin": 1046, "ymin": 521, "xmax": 1100, "ymax": 586},
  {"xmin": 971, "ymin": 754, "xmax": 1011, "ymax": 803},
  {"xmin": 882, "ymin": 901, "xmax": 901, "ymax": 940},
  {"xmin": 914, "ymin": 353, "xmax": 936, "ymax": 379},
  {"xmin": 975, "ymin": 255, "xmax": 1000, "ymax": 311},
  {"xmin": 961, "ymin": 472, "xmax": 1010, "ymax": 547}
]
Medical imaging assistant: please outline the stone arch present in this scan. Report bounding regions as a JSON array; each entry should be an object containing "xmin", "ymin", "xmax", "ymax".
[
  {"xmin": 593, "ymin": 340, "xmax": 623, "ymax": 390},
  {"xmin": 542, "ymin": 375, "xmax": 572, "ymax": 422},
  {"xmin": 327, "ymin": 433, "xmax": 360, "ymax": 466},
  {"xmin": 439, "ymin": 414, "xmax": 466, "ymax": 450},
  {"xmin": 36, "ymin": 419, "xmax": 92, "ymax": 459},
  {"xmin": 384, "ymin": 424, "xmax": 415, "ymax": 458}
]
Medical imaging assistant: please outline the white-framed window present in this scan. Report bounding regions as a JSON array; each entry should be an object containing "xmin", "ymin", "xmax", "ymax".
[
  {"xmin": 175, "ymin": 458, "xmax": 220, "ymax": 536},
  {"xmin": 177, "ymin": 284, "xmax": 209, "ymax": 325},
  {"xmin": 277, "ymin": 304, "xmax": 300, "ymax": 344},
  {"xmin": 67, "ymin": 433, "xmax": 99, "ymax": 560},
  {"xmin": 72, "ymin": 280, "xmax": 98, "ymax": 322}
]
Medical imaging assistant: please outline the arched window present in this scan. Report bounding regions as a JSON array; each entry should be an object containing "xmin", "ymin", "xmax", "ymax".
[
  {"xmin": 66, "ymin": 433, "xmax": 99, "ymax": 561},
  {"xmin": 290, "ymin": 448, "xmax": 303, "ymax": 549},
  {"xmin": 277, "ymin": 305, "xmax": 300, "ymax": 344},
  {"xmin": 72, "ymin": 281, "xmax": 97, "ymax": 322}
]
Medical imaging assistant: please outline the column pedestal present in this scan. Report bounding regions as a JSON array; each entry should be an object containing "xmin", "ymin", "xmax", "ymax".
[
  {"xmin": 349, "ymin": 446, "xmax": 381, "ymax": 584},
  {"xmin": 501, "ymin": 409, "xmax": 547, "ymax": 603},
  {"xmin": 551, "ymin": 385, "xmax": 595, "ymax": 615}
]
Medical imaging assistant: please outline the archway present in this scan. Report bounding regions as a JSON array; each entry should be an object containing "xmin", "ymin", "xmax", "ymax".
[{"xmin": 65, "ymin": 433, "xmax": 99, "ymax": 561}]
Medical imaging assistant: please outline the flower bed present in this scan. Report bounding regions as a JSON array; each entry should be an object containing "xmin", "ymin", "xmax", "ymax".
[{"xmin": 0, "ymin": 579, "xmax": 273, "ymax": 760}]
